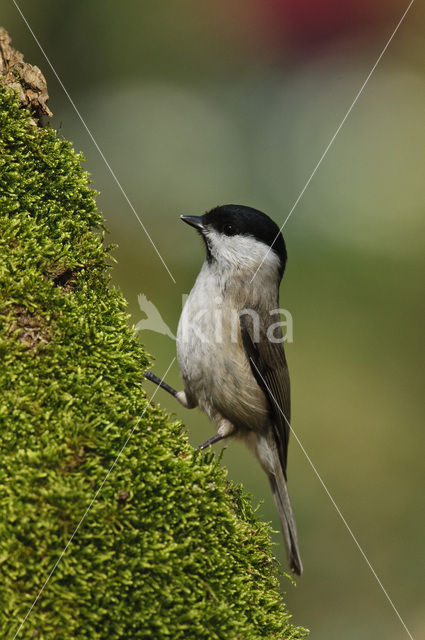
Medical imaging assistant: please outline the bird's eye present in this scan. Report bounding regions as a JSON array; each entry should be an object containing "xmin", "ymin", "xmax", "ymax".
[{"xmin": 223, "ymin": 223, "xmax": 235, "ymax": 235}]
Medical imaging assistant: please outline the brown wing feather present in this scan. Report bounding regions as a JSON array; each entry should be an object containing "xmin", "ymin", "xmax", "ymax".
[{"xmin": 239, "ymin": 311, "xmax": 291, "ymax": 478}]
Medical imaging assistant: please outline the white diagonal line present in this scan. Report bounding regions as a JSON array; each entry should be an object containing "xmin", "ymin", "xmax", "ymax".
[
  {"xmin": 12, "ymin": 0, "xmax": 177, "ymax": 285},
  {"xmin": 251, "ymin": 0, "xmax": 415, "ymax": 283},
  {"xmin": 249, "ymin": 357, "xmax": 414, "ymax": 640},
  {"xmin": 12, "ymin": 357, "xmax": 176, "ymax": 640}
]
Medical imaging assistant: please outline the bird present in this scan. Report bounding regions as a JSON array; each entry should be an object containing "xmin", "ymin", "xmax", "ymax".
[
  {"xmin": 134, "ymin": 293, "xmax": 176, "ymax": 340},
  {"xmin": 145, "ymin": 204, "xmax": 302, "ymax": 575}
]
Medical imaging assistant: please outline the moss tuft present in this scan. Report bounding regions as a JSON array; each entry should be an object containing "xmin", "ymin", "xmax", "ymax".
[{"xmin": 0, "ymin": 85, "xmax": 308, "ymax": 640}]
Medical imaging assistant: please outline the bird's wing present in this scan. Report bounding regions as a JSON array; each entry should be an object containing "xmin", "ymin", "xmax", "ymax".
[{"xmin": 239, "ymin": 311, "xmax": 291, "ymax": 477}]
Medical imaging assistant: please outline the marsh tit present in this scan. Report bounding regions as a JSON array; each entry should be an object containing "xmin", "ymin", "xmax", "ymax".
[{"xmin": 145, "ymin": 204, "xmax": 302, "ymax": 575}]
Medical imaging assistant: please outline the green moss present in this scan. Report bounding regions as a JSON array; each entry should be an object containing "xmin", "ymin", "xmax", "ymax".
[{"xmin": 0, "ymin": 86, "xmax": 308, "ymax": 640}]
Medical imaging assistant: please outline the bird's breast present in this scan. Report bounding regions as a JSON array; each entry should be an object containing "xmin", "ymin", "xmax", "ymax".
[{"xmin": 177, "ymin": 268, "xmax": 269, "ymax": 430}]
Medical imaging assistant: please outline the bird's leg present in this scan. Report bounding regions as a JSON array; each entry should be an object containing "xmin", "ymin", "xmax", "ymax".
[
  {"xmin": 197, "ymin": 433, "xmax": 228, "ymax": 450},
  {"xmin": 197, "ymin": 418, "xmax": 235, "ymax": 450},
  {"xmin": 144, "ymin": 371, "xmax": 195, "ymax": 408},
  {"xmin": 144, "ymin": 370, "xmax": 178, "ymax": 397}
]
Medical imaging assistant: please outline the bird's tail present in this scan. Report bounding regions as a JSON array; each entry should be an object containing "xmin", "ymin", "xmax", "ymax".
[{"xmin": 268, "ymin": 458, "xmax": 303, "ymax": 576}]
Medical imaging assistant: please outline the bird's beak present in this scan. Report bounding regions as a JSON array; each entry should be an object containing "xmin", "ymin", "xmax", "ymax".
[{"xmin": 180, "ymin": 215, "xmax": 204, "ymax": 231}]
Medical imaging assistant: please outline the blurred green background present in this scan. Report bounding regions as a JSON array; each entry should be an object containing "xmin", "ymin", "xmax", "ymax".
[{"xmin": 4, "ymin": 1, "xmax": 424, "ymax": 638}]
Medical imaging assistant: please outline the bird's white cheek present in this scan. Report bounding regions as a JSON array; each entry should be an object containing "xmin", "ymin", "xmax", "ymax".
[{"xmin": 205, "ymin": 230, "xmax": 280, "ymax": 275}]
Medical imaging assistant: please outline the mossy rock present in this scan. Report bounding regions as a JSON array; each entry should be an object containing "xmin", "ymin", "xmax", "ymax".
[{"xmin": 0, "ymin": 83, "xmax": 308, "ymax": 639}]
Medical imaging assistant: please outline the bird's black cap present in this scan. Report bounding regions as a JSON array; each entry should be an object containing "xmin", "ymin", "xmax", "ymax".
[{"xmin": 202, "ymin": 204, "xmax": 287, "ymax": 273}]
